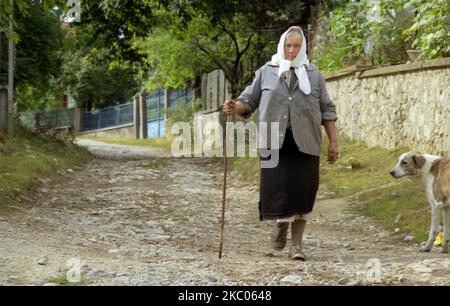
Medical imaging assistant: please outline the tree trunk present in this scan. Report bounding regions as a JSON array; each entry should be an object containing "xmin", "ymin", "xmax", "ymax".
[
  {"xmin": 308, "ymin": 4, "xmax": 321, "ymax": 61},
  {"xmin": 229, "ymin": 78, "xmax": 239, "ymax": 100},
  {"xmin": 192, "ymin": 76, "xmax": 202, "ymax": 101}
]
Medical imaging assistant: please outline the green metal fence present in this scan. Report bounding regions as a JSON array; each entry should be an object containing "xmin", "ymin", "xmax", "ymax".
[{"xmin": 20, "ymin": 107, "xmax": 75, "ymax": 129}]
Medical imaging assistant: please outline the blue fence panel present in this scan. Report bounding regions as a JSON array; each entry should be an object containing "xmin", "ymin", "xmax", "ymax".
[
  {"xmin": 147, "ymin": 118, "xmax": 165, "ymax": 138},
  {"xmin": 98, "ymin": 106, "xmax": 116, "ymax": 129},
  {"xmin": 82, "ymin": 101, "xmax": 133, "ymax": 131},
  {"xmin": 146, "ymin": 88, "xmax": 192, "ymax": 138},
  {"xmin": 118, "ymin": 102, "xmax": 134, "ymax": 125},
  {"xmin": 80, "ymin": 89, "xmax": 192, "ymax": 136},
  {"xmin": 168, "ymin": 89, "xmax": 192, "ymax": 108},
  {"xmin": 146, "ymin": 89, "xmax": 164, "ymax": 119},
  {"xmin": 83, "ymin": 112, "xmax": 97, "ymax": 130},
  {"xmin": 146, "ymin": 89, "xmax": 165, "ymax": 138}
]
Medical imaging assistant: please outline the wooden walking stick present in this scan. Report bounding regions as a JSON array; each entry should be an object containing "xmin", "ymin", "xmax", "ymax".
[{"xmin": 219, "ymin": 113, "xmax": 232, "ymax": 259}]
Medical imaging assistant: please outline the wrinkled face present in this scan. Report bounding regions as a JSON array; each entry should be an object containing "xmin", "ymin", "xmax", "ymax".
[
  {"xmin": 284, "ymin": 34, "xmax": 302, "ymax": 61},
  {"xmin": 390, "ymin": 152, "xmax": 425, "ymax": 178}
]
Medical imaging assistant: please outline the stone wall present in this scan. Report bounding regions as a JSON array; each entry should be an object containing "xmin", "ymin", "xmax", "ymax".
[
  {"xmin": 80, "ymin": 123, "xmax": 135, "ymax": 138},
  {"xmin": 324, "ymin": 58, "xmax": 450, "ymax": 157}
]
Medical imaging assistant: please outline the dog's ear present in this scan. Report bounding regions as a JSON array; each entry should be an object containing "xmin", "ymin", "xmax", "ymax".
[{"xmin": 413, "ymin": 154, "xmax": 426, "ymax": 168}]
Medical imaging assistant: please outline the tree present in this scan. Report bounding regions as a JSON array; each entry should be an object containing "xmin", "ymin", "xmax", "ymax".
[
  {"xmin": 78, "ymin": 0, "xmax": 159, "ymax": 63},
  {"xmin": 151, "ymin": 0, "xmax": 318, "ymax": 97},
  {"xmin": 14, "ymin": 4, "xmax": 64, "ymax": 86},
  {"xmin": 0, "ymin": 1, "xmax": 68, "ymax": 111},
  {"xmin": 76, "ymin": 1, "xmax": 321, "ymax": 98},
  {"xmin": 134, "ymin": 29, "xmax": 210, "ymax": 91},
  {"xmin": 0, "ymin": 0, "xmax": 27, "ymax": 35},
  {"xmin": 57, "ymin": 48, "xmax": 140, "ymax": 111},
  {"xmin": 0, "ymin": 0, "xmax": 66, "ymax": 35}
]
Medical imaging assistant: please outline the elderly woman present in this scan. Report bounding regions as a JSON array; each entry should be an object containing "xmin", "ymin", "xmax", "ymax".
[{"xmin": 223, "ymin": 26, "xmax": 338, "ymax": 261}]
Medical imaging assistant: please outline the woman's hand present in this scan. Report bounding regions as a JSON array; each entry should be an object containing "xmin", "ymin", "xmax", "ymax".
[
  {"xmin": 223, "ymin": 100, "xmax": 237, "ymax": 115},
  {"xmin": 327, "ymin": 141, "xmax": 339, "ymax": 164},
  {"xmin": 223, "ymin": 99, "xmax": 248, "ymax": 116},
  {"xmin": 322, "ymin": 120, "xmax": 339, "ymax": 164}
]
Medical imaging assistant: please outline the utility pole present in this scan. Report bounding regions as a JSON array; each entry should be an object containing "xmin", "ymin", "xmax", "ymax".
[
  {"xmin": 0, "ymin": 12, "xmax": 8, "ymax": 131},
  {"xmin": 0, "ymin": 13, "xmax": 2, "ymax": 73},
  {"xmin": 8, "ymin": 0, "xmax": 15, "ymax": 132}
]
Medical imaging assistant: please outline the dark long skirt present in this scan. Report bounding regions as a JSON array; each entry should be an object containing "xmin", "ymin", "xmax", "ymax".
[{"xmin": 259, "ymin": 128, "xmax": 320, "ymax": 220}]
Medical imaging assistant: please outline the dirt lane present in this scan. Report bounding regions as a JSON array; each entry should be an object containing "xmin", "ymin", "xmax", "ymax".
[{"xmin": 0, "ymin": 140, "xmax": 448, "ymax": 285}]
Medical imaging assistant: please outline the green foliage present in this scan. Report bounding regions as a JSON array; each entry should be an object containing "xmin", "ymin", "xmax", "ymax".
[
  {"xmin": 15, "ymin": 83, "xmax": 62, "ymax": 111},
  {"xmin": 57, "ymin": 48, "xmax": 140, "ymax": 110},
  {"xmin": 166, "ymin": 98, "xmax": 202, "ymax": 126},
  {"xmin": 314, "ymin": 1, "xmax": 370, "ymax": 71},
  {"xmin": 369, "ymin": 0, "xmax": 416, "ymax": 64},
  {"xmin": 171, "ymin": 0, "xmax": 310, "ymax": 33},
  {"xmin": 404, "ymin": 0, "xmax": 450, "ymax": 59},
  {"xmin": 0, "ymin": 0, "xmax": 29, "ymax": 40},
  {"xmin": 79, "ymin": 0, "xmax": 158, "ymax": 63},
  {"xmin": 1, "ymin": 1, "xmax": 158, "ymax": 112},
  {"xmin": 0, "ymin": 2, "xmax": 67, "ymax": 111},
  {"xmin": 314, "ymin": 0, "xmax": 449, "ymax": 71},
  {"xmin": 179, "ymin": 13, "xmax": 273, "ymax": 97},
  {"xmin": 134, "ymin": 29, "xmax": 208, "ymax": 91},
  {"xmin": 0, "ymin": 1, "xmax": 67, "ymax": 39},
  {"xmin": 139, "ymin": 0, "xmax": 312, "ymax": 97}
]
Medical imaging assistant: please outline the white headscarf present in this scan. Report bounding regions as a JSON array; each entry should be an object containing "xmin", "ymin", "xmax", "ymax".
[{"xmin": 271, "ymin": 26, "xmax": 311, "ymax": 95}]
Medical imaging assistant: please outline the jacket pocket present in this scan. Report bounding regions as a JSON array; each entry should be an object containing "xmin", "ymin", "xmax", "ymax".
[
  {"xmin": 311, "ymin": 87, "xmax": 321, "ymax": 98},
  {"xmin": 306, "ymin": 87, "xmax": 321, "ymax": 112}
]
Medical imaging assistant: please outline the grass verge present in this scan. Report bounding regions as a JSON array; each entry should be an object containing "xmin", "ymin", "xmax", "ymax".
[
  {"xmin": 319, "ymin": 137, "xmax": 430, "ymax": 241},
  {"xmin": 0, "ymin": 127, "xmax": 90, "ymax": 213}
]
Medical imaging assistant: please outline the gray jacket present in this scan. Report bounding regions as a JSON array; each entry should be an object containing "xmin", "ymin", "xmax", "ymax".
[{"xmin": 237, "ymin": 61, "xmax": 338, "ymax": 156}]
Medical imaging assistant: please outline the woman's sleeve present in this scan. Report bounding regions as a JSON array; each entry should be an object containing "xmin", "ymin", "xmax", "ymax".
[
  {"xmin": 318, "ymin": 72, "xmax": 338, "ymax": 122},
  {"xmin": 237, "ymin": 68, "xmax": 263, "ymax": 119}
]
